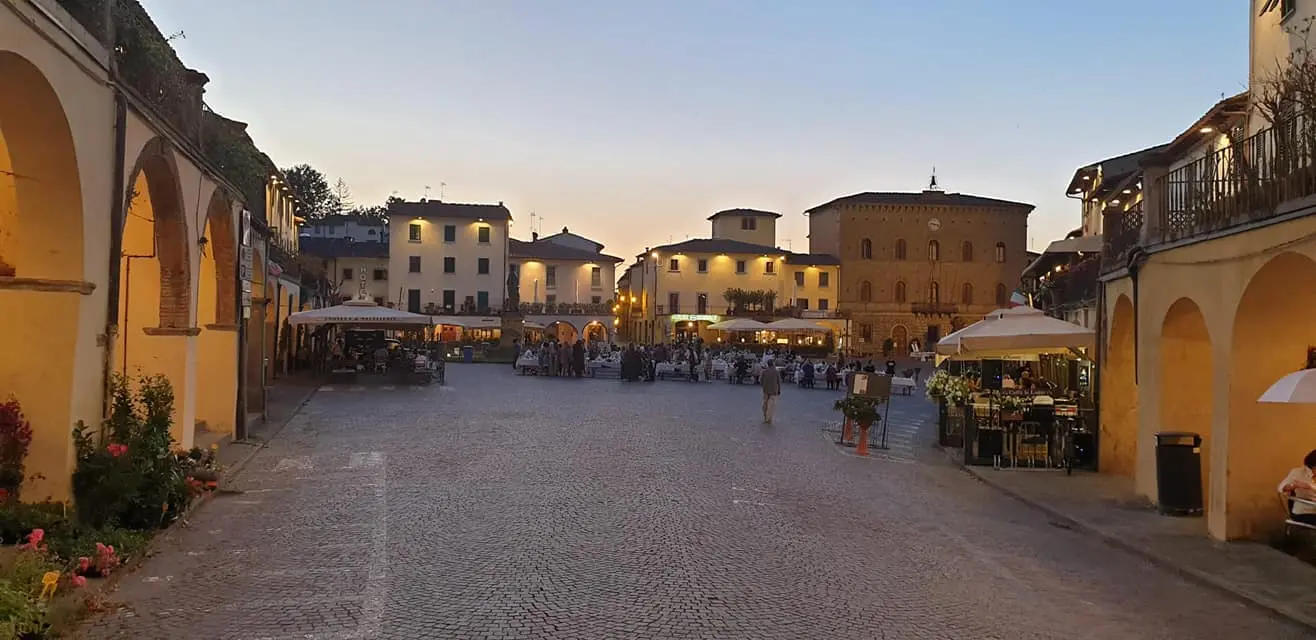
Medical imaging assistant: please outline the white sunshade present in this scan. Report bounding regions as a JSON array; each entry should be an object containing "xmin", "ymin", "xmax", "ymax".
[
  {"xmin": 766, "ymin": 318, "xmax": 830, "ymax": 331},
  {"xmin": 707, "ymin": 318, "xmax": 770, "ymax": 331},
  {"xmin": 935, "ymin": 306, "xmax": 1094, "ymax": 357},
  {"xmin": 288, "ymin": 299, "xmax": 432, "ymax": 327},
  {"xmin": 1259, "ymin": 369, "xmax": 1316, "ymax": 404}
]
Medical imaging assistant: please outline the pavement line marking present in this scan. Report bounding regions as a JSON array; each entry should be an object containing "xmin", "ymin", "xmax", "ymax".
[
  {"xmin": 732, "ymin": 499, "xmax": 774, "ymax": 507},
  {"xmin": 272, "ymin": 456, "xmax": 313, "ymax": 472},
  {"xmin": 228, "ymin": 541, "xmax": 367, "ymax": 554},
  {"xmin": 346, "ymin": 451, "xmax": 384, "ymax": 469},
  {"xmin": 242, "ymin": 488, "xmax": 296, "ymax": 494},
  {"xmin": 359, "ymin": 452, "xmax": 388, "ymax": 638}
]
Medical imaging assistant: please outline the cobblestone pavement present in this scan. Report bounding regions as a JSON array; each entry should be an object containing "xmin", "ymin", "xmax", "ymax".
[{"xmin": 78, "ymin": 365, "xmax": 1310, "ymax": 639}]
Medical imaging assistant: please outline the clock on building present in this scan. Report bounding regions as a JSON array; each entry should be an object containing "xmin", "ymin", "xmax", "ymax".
[{"xmin": 928, "ymin": 218, "xmax": 941, "ymax": 232}]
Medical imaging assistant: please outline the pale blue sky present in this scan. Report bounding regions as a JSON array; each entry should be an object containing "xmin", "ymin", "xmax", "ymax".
[{"xmin": 142, "ymin": 0, "xmax": 1246, "ymax": 260}]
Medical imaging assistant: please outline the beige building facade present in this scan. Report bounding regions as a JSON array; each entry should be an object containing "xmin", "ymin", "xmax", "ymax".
[
  {"xmin": 388, "ymin": 200, "xmax": 511, "ymax": 314},
  {"xmin": 807, "ymin": 189, "xmax": 1032, "ymax": 356}
]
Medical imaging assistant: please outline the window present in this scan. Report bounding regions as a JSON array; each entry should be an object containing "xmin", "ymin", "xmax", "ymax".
[
  {"xmin": 741, "ymin": 217, "xmax": 757, "ymax": 230},
  {"xmin": 697, "ymin": 258, "xmax": 708, "ymax": 273},
  {"xmin": 860, "ymin": 323, "xmax": 873, "ymax": 343},
  {"xmin": 668, "ymin": 292, "xmax": 680, "ymax": 314},
  {"xmin": 794, "ymin": 272, "xmax": 805, "ymax": 287},
  {"xmin": 443, "ymin": 257, "xmax": 456, "ymax": 273},
  {"xmin": 895, "ymin": 239, "xmax": 907, "ymax": 260},
  {"xmin": 996, "ymin": 283, "xmax": 1009, "ymax": 306},
  {"xmin": 764, "ymin": 260, "xmax": 775, "ymax": 274},
  {"xmin": 859, "ymin": 280, "xmax": 872, "ymax": 302},
  {"xmin": 372, "ymin": 268, "xmax": 387, "ymax": 281},
  {"xmin": 442, "ymin": 289, "xmax": 455, "ymax": 310},
  {"xmin": 408, "ymin": 256, "xmax": 421, "ymax": 273},
  {"xmin": 928, "ymin": 240, "xmax": 940, "ymax": 261},
  {"xmin": 368, "ymin": 229, "xmax": 377, "ymax": 236},
  {"xmin": 929, "ymin": 281, "xmax": 940, "ymax": 304},
  {"xmin": 819, "ymin": 272, "xmax": 830, "ymax": 287},
  {"xmin": 546, "ymin": 294, "xmax": 557, "ymax": 304},
  {"xmin": 1283, "ymin": 0, "xmax": 1297, "ymax": 20},
  {"xmin": 669, "ymin": 258, "xmax": 680, "ymax": 272},
  {"xmin": 477, "ymin": 226, "xmax": 491, "ymax": 244},
  {"xmin": 546, "ymin": 265, "xmax": 557, "ymax": 288},
  {"xmin": 408, "ymin": 223, "xmax": 422, "ymax": 242},
  {"xmin": 478, "ymin": 258, "xmax": 490, "ymax": 274},
  {"xmin": 476, "ymin": 291, "xmax": 489, "ymax": 311},
  {"xmin": 818, "ymin": 298, "xmax": 829, "ymax": 310},
  {"xmin": 797, "ymin": 298, "xmax": 809, "ymax": 310},
  {"xmin": 590, "ymin": 267, "xmax": 601, "ymax": 287},
  {"xmin": 342, "ymin": 268, "xmax": 354, "ymax": 280},
  {"xmin": 995, "ymin": 242, "xmax": 1006, "ymax": 263},
  {"xmin": 696, "ymin": 293, "xmax": 708, "ymax": 314},
  {"xmin": 961, "ymin": 241, "xmax": 973, "ymax": 262},
  {"xmin": 591, "ymin": 295, "xmax": 602, "ymax": 304},
  {"xmin": 736, "ymin": 260, "xmax": 747, "ymax": 274},
  {"xmin": 961, "ymin": 283, "xmax": 973, "ymax": 305},
  {"xmin": 895, "ymin": 281, "xmax": 907, "ymax": 303},
  {"xmin": 443, "ymin": 225, "xmax": 456, "ymax": 242},
  {"xmin": 860, "ymin": 238, "xmax": 873, "ymax": 260},
  {"xmin": 406, "ymin": 289, "xmax": 421, "ymax": 313}
]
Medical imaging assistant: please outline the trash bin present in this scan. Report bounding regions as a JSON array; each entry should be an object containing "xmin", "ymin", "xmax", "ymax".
[
  {"xmin": 1154, "ymin": 432, "xmax": 1203, "ymax": 516},
  {"xmin": 461, "ymin": 345, "xmax": 474, "ymax": 363}
]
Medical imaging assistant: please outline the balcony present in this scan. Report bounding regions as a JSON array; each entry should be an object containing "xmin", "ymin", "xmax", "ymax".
[
  {"xmin": 518, "ymin": 302, "xmax": 613, "ymax": 316},
  {"xmin": 1102, "ymin": 202, "xmax": 1144, "ymax": 271},
  {"xmin": 1150, "ymin": 121, "xmax": 1316, "ymax": 247},
  {"xmin": 1035, "ymin": 256, "xmax": 1099, "ymax": 314},
  {"xmin": 910, "ymin": 302, "xmax": 958, "ymax": 316}
]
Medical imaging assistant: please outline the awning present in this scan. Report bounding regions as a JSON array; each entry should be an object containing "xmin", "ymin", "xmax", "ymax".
[
  {"xmin": 707, "ymin": 318, "xmax": 770, "ymax": 331},
  {"xmin": 288, "ymin": 300, "xmax": 432, "ymax": 327},
  {"xmin": 766, "ymin": 318, "xmax": 830, "ymax": 331},
  {"xmin": 1022, "ymin": 235, "xmax": 1103, "ymax": 277}
]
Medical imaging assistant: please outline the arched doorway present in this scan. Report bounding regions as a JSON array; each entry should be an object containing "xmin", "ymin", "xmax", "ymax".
[
  {"xmin": 545, "ymin": 321, "xmax": 578, "ymax": 344},
  {"xmin": 195, "ymin": 190, "xmax": 239, "ymax": 440},
  {"xmin": 890, "ymin": 325, "xmax": 909, "ymax": 356},
  {"xmin": 1227, "ymin": 251, "xmax": 1316, "ymax": 540},
  {"xmin": 0, "ymin": 51, "xmax": 85, "ymax": 498},
  {"xmin": 116, "ymin": 137, "xmax": 194, "ymax": 447},
  {"xmin": 583, "ymin": 321, "xmax": 608, "ymax": 344},
  {"xmin": 1101, "ymin": 295, "xmax": 1137, "ymax": 479},
  {"xmin": 1158, "ymin": 297, "xmax": 1213, "ymax": 518}
]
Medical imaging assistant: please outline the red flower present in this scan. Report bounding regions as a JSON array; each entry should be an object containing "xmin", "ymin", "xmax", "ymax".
[
  {"xmin": 107, "ymin": 443, "xmax": 128, "ymax": 457},
  {"xmin": 71, "ymin": 575, "xmax": 88, "ymax": 588}
]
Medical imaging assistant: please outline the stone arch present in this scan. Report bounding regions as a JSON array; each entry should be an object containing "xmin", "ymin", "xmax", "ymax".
[
  {"xmin": 195, "ymin": 189, "xmax": 239, "ymax": 438},
  {"xmin": 122, "ymin": 136, "xmax": 192, "ymax": 330},
  {"xmin": 583, "ymin": 320, "xmax": 609, "ymax": 344},
  {"xmin": 890, "ymin": 325, "xmax": 909, "ymax": 354},
  {"xmin": 546, "ymin": 320, "xmax": 579, "ymax": 344},
  {"xmin": 894, "ymin": 280, "xmax": 906, "ymax": 303},
  {"xmin": 0, "ymin": 51, "xmax": 85, "ymax": 499},
  {"xmin": 1158, "ymin": 297, "xmax": 1213, "ymax": 517},
  {"xmin": 1101, "ymin": 294, "xmax": 1137, "ymax": 479},
  {"xmin": 201, "ymin": 189, "xmax": 237, "ymax": 326},
  {"xmin": 1226, "ymin": 251, "xmax": 1316, "ymax": 539}
]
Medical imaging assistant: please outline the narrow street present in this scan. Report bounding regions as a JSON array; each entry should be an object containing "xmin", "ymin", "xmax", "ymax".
[{"xmin": 80, "ymin": 365, "xmax": 1309, "ymax": 639}]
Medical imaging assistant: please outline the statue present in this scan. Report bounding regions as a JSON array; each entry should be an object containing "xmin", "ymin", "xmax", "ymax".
[{"xmin": 505, "ymin": 266, "xmax": 520, "ymax": 310}]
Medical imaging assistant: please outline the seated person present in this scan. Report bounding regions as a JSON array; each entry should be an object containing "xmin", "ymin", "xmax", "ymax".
[{"xmin": 1279, "ymin": 449, "xmax": 1316, "ymax": 525}]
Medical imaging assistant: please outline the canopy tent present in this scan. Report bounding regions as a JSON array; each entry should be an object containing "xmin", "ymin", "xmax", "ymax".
[
  {"xmin": 935, "ymin": 306, "xmax": 1094, "ymax": 360},
  {"xmin": 766, "ymin": 318, "xmax": 830, "ymax": 331},
  {"xmin": 288, "ymin": 299, "xmax": 432, "ymax": 328},
  {"xmin": 1259, "ymin": 369, "xmax": 1316, "ymax": 404},
  {"xmin": 707, "ymin": 318, "xmax": 770, "ymax": 331}
]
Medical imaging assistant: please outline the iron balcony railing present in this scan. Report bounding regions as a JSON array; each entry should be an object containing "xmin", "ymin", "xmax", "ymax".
[
  {"xmin": 1152, "ymin": 119, "xmax": 1316, "ymax": 245},
  {"xmin": 1101, "ymin": 201, "xmax": 1144, "ymax": 271},
  {"xmin": 910, "ymin": 302, "xmax": 958, "ymax": 316}
]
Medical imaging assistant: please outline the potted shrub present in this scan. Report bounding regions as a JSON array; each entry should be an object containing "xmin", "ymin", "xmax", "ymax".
[
  {"xmin": 998, "ymin": 394, "xmax": 1025, "ymax": 421},
  {"xmin": 834, "ymin": 396, "xmax": 881, "ymax": 456}
]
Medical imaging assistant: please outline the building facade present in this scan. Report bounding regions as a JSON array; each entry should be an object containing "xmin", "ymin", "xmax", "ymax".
[
  {"xmin": 509, "ymin": 228, "xmax": 621, "ymax": 343},
  {"xmin": 301, "ymin": 214, "xmax": 388, "ymax": 243},
  {"xmin": 298, "ymin": 238, "xmax": 390, "ymax": 304},
  {"xmin": 387, "ymin": 200, "xmax": 511, "ymax": 314},
  {"xmin": 621, "ymin": 209, "xmax": 842, "ymax": 345},
  {"xmin": 1095, "ymin": 0, "xmax": 1316, "ymax": 542},
  {"xmin": 807, "ymin": 187, "xmax": 1033, "ymax": 356}
]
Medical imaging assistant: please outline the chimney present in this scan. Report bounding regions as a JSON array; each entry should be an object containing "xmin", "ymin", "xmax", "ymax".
[
  {"xmin": 532, "ymin": 232, "xmax": 539, "ymax": 241},
  {"xmin": 562, "ymin": 226, "xmax": 568, "ymax": 234}
]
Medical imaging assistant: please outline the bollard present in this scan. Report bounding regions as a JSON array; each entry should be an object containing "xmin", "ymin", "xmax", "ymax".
[
  {"xmin": 841, "ymin": 417, "xmax": 854, "ymax": 444},
  {"xmin": 855, "ymin": 423, "xmax": 871, "ymax": 456}
]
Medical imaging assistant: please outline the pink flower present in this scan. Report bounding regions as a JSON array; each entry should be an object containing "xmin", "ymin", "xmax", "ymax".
[
  {"xmin": 19, "ymin": 528, "xmax": 44, "ymax": 552},
  {"xmin": 77, "ymin": 557, "xmax": 91, "ymax": 573},
  {"xmin": 70, "ymin": 575, "xmax": 87, "ymax": 588},
  {"xmin": 107, "ymin": 443, "xmax": 128, "ymax": 457}
]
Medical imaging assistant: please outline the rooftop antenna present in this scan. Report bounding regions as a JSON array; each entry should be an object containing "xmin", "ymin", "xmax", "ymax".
[
  {"xmin": 928, "ymin": 167, "xmax": 942, "ymax": 192},
  {"xmin": 439, "ymin": 182, "xmax": 446, "ymax": 201},
  {"xmin": 785, "ymin": 239, "xmax": 793, "ymax": 251},
  {"xmin": 423, "ymin": 185, "xmax": 431, "ymax": 201}
]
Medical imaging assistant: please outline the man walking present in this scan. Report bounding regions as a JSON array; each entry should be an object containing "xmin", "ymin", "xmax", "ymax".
[{"xmin": 760, "ymin": 359, "xmax": 782, "ymax": 424}]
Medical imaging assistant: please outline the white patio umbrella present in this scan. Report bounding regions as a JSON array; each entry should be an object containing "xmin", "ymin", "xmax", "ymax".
[
  {"xmin": 707, "ymin": 318, "xmax": 770, "ymax": 331},
  {"xmin": 936, "ymin": 305, "xmax": 1094, "ymax": 357},
  {"xmin": 766, "ymin": 318, "xmax": 830, "ymax": 331},
  {"xmin": 1258, "ymin": 369, "xmax": 1316, "ymax": 403},
  {"xmin": 288, "ymin": 299, "xmax": 432, "ymax": 327}
]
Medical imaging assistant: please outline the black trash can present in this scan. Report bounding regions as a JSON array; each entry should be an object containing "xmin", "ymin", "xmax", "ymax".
[{"xmin": 1155, "ymin": 432, "xmax": 1203, "ymax": 516}]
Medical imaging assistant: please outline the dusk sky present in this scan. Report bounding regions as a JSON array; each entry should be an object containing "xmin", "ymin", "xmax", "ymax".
[{"xmin": 141, "ymin": 0, "xmax": 1246, "ymax": 262}]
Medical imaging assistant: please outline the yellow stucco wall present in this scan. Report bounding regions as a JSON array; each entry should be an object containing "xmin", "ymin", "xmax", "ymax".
[{"xmin": 1103, "ymin": 212, "xmax": 1316, "ymax": 540}]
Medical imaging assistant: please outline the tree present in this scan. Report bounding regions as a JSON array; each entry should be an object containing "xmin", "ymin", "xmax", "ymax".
[
  {"xmin": 332, "ymin": 178, "xmax": 355, "ymax": 213},
  {"xmin": 282, "ymin": 164, "xmax": 336, "ymax": 220}
]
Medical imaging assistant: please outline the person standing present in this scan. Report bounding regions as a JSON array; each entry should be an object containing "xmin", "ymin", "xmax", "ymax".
[{"xmin": 760, "ymin": 359, "xmax": 782, "ymax": 424}]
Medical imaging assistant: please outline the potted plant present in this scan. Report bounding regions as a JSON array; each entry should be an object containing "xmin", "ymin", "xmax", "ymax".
[
  {"xmin": 998, "ymin": 394, "xmax": 1025, "ymax": 421},
  {"xmin": 834, "ymin": 395, "xmax": 882, "ymax": 456}
]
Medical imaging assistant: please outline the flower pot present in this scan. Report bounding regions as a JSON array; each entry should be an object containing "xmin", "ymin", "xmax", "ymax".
[
  {"xmin": 1001, "ymin": 412, "xmax": 1023, "ymax": 422},
  {"xmin": 855, "ymin": 423, "xmax": 872, "ymax": 456}
]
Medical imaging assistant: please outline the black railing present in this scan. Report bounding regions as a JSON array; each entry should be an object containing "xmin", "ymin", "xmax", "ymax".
[
  {"xmin": 911, "ymin": 302, "xmax": 958, "ymax": 316},
  {"xmin": 1101, "ymin": 202, "xmax": 1144, "ymax": 271},
  {"xmin": 1153, "ymin": 119, "xmax": 1316, "ymax": 245}
]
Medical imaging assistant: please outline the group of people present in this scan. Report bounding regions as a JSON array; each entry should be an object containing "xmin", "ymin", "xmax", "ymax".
[{"xmin": 513, "ymin": 338, "xmax": 599, "ymax": 377}]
